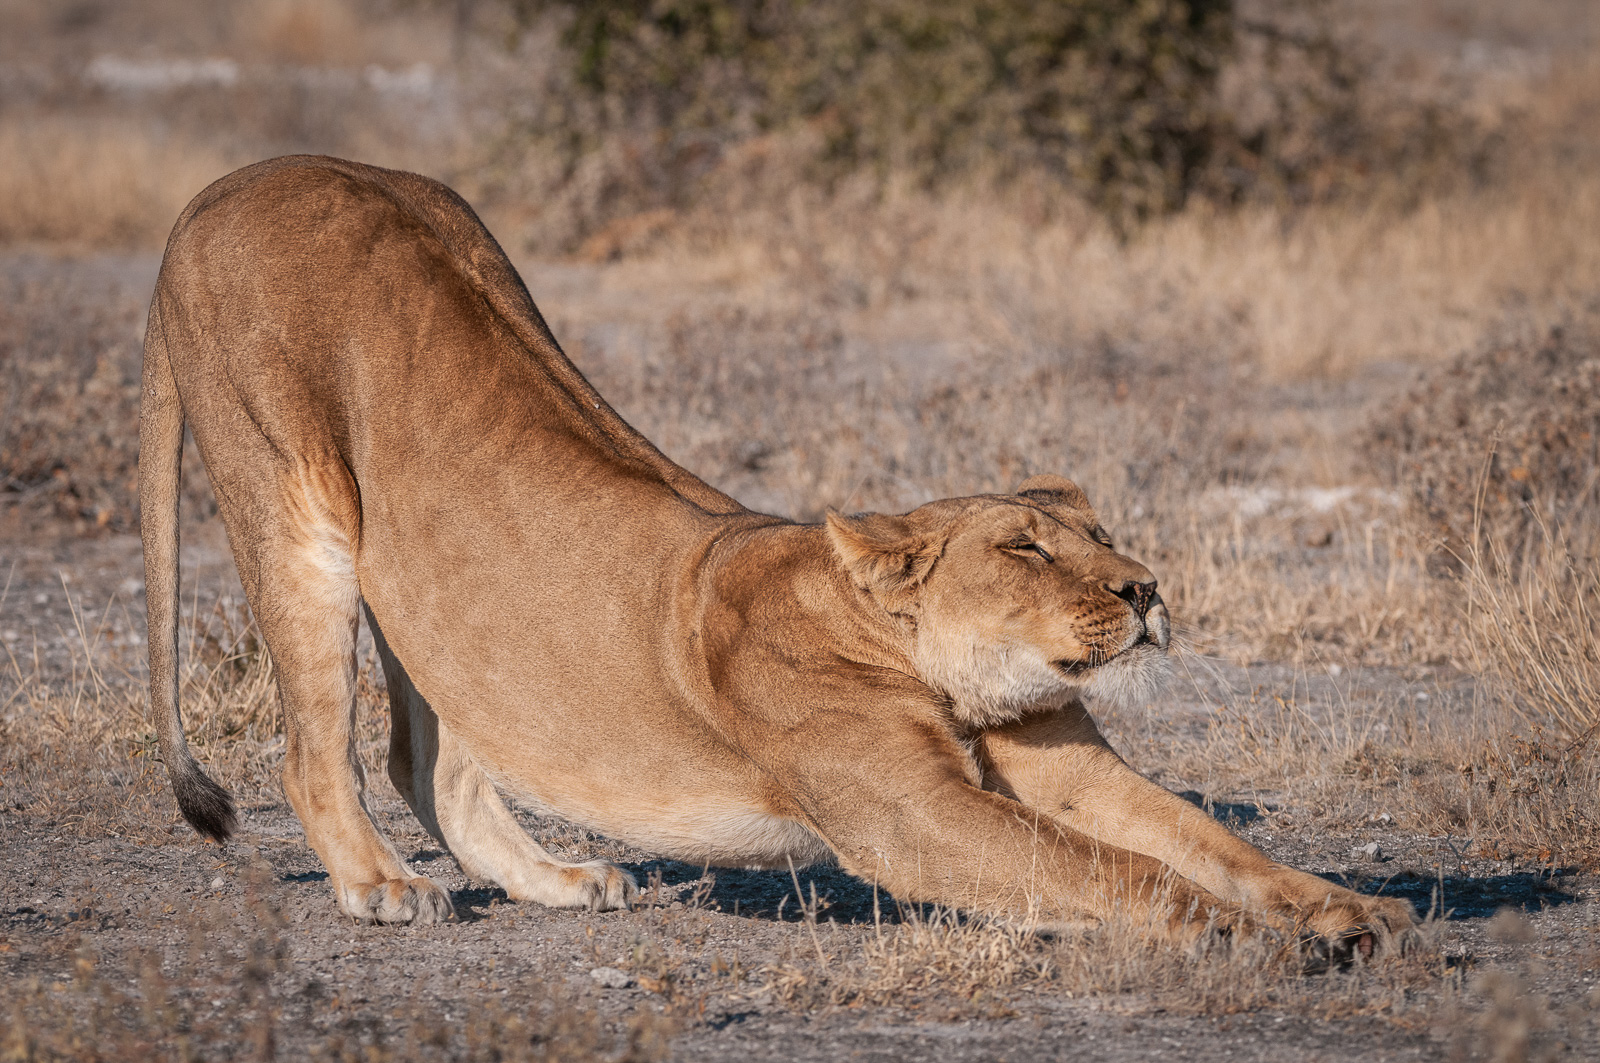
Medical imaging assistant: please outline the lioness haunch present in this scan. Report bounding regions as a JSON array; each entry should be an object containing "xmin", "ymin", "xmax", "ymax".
[{"xmin": 141, "ymin": 156, "xmax": 1415, "ymax": 961}]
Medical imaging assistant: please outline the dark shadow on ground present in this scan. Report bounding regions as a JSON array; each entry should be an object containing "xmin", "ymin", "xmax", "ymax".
[
  {"xmin": 271, "ymin": 830, "xmax": 1580, "ymax": 930},
  {"xmin": 1176, "ymin": 790, "xmax": 1265, "ymax": 826},
  {"xmin": 451, "ymin": 885, "xmax": 513, "ymax": 922},
  {"xmin": 629, "ymin": 859, "xmax": 890, "ymax": 924},
  {"xmin": 1330, "ymin": 867, "xmax": 1582, "ymax": 920},
  {"xmin": 633, "ymin": 859, "xmax": 1586, "ymax": 928}
]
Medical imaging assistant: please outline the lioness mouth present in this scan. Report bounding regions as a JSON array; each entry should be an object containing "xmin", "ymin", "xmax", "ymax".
[{"xmin": 1056, "ymin": 628, "xmax": 1161, "ymax": 676}]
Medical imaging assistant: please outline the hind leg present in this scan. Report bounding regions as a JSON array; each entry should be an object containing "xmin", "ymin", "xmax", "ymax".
[
  {"xmin": 368, "ymin": 607, "xmax": 635, "ymax": 910},
  {"xmin": 238, "ymin": 526, "xmax": 454, "ymax": 925}
]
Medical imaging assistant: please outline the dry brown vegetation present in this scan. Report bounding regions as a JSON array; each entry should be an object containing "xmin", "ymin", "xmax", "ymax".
[{"xmin": 4, "ymin": 0, "xmax": 1600, "ymax": 1059}]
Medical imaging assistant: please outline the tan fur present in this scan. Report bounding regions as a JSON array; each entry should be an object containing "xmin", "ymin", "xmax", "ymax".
[{"xmin": 141, "ymin": 156, "xmax": 1415, "ymax": 956}]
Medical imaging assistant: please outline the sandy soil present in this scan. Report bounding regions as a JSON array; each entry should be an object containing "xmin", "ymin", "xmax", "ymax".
[
  {"xmin": 3, "ymin": 253, "xmax": 1598, "ymax": 1061},
  {"xmin": 3, "ymin": 531, "xmax": 1598, "ymax": 1060}
]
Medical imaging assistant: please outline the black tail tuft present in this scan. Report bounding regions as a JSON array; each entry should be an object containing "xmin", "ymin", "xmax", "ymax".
[{"xmin": 172, "ymin": 767, "xmax": 238, "ymax": 842}]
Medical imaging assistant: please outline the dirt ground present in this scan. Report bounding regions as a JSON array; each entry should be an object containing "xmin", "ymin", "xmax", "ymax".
[
  {"xmin": 6, "ymin": 1, "xmax": 1600, "ymax": 1057},
  {"xmin": 4, "ymin": 250, "xmax": 1600, "ymax": 1061}
]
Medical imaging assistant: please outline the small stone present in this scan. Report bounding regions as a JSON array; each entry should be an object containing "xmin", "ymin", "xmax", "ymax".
[
  {"xmin": 210, "ymin": 876, "xmax": 226, "ymax": 889},
  {"xmin": 589, "ymin": 966, "xmax": 633, "ymax": 990},
  {"xmin": 1349, "ymin": 842, "xmax": 1383, "ymax": 863}
]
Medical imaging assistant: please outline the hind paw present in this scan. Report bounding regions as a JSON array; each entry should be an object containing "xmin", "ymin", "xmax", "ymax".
[{"xmin": 555, "ymin": 861, "xmax": 638, "ymax": 911}]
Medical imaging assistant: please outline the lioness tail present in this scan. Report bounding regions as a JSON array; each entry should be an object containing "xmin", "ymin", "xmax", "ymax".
[{"xmin": 140, "ymin": 296, "xmax": 237, "ymax": 842}]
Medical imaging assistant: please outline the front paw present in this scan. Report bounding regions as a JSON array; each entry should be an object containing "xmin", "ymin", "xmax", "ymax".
[{"xmin": 1290, "ymin": 888, "xmax": 1419, "ymax": 969}]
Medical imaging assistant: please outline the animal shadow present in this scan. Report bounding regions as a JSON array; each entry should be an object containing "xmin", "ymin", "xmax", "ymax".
[
  {"xmin": 630, "ymin": 859, "xmax": 888, "ymax": 924},
  {"xmin": 1176, "ymin": 790, "xmax": 1264, "ymax": 826},
  {"xmin": 1335, "ymin": 867, "xmax": 1582, "ymax": 921}
]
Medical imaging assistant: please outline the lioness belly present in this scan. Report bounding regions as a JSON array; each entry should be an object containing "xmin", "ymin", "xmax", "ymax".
[
  {"xmin": 623, "ymin": 798, "xmax": 834, "ymax": 869},
  {"xmin": 514, "ymin": 785, "xmax": 833, "ymax": 870}
]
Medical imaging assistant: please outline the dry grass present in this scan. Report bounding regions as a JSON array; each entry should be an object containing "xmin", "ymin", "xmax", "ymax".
[
  {"xmin": 0, "ymin": 909, "xmax": 673, "ymax": 1063},
  {"xmin": 642, "ymin": 146, "xmax": 1600, "ymax": 382},
  {"xmin": 0, "ymin": 588, "xmax": 1583, "ymax": 1042},
  {"xmin": 0, "ymin": 117, "xmax": 235, "ymax": 249},
  {"xmin": 765, "ymin": 904, "xmax": 1459, "ymax": 1022},
  {"xmin": 1466, "ymin": 522, "xmax": 1600, "ymax": 743},
  {"xmin": 1144, "ymin": 662, "xmax": 1600, "ymax": 869},
  {"xmin": 3, "ymin": 2, "xmax": 1600, "ymax": 1055},
  {"xmin": 0, "ymin": 579, "xmax": 406, "ymax": 844}
]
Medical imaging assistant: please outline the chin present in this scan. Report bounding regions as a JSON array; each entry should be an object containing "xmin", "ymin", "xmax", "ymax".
[{"xmin": 1079, "ymin": 643, "xmax": 1171, "ymax": 710}]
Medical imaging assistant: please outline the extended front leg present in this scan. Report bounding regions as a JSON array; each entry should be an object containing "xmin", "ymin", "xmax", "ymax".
[
  {"xmin": 978, "ymin": 705, "xmax": 1417, "ymax": 957},
  {"xmin": 783, "ymin": 716, "xmax": 1242, "ymax": 943}
]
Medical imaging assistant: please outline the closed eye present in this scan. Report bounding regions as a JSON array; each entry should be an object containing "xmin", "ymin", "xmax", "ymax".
[{"xmin": 1000, "ymin": 540, "xmax": 1054, "ymax": 563}]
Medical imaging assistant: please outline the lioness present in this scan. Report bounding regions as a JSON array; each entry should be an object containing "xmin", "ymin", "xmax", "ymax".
[{"xmin": 142, "ymin": 156, "xmax": 1414, "ymax": 959}]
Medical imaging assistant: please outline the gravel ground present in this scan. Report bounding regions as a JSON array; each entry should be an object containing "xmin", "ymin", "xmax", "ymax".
[
  {"xmin": 3, "ymin": 534, "xmax": 1598, "ymax": 1061},
  {"xmin": 2, "ymin": 250, "xmax": 1598, "ymax": 1060},
  {"xmin": 3, "ymin": 739, "xmax": 1596, "ymax": 1062}
]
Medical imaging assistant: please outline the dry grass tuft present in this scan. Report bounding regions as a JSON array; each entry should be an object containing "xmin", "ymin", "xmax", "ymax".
[
  {"xmin": 0, "ymin": 582, "xmax": 383, "ymax": 841},
  {"xmin": 1371, "ymin": 309, "xmax": 1600, "ymax": 566},
  {"xmin": 763, "ymin": 906, "xmax": 1057, "ymax": 1011},
  {"xmin": 0, "ymin": 905, "xmax": 673, "ymax": 1063},
  {"xmin": 763, "ymin": 900, "xmax": 1457, "ymax": 1022},
  {"xmin": 1370, "ymin": 303, "xmax": 1600, "ymax": 744},
  {"xmin": 1466, "ymin": 523, "xmax": 1600, "ymax": 743},
  {"xmin": 0, "ymin": 117, "xmax": 233, "ymax": 249}
]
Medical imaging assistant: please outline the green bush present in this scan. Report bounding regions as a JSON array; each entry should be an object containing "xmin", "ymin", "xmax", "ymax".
[
  {"xmin": 534, "ymin": 0, "xmax": 1236, "ymax": 221},
  {"xmin": 490, "ymin": 0, "xmax": 1494, "ymax": 246}
]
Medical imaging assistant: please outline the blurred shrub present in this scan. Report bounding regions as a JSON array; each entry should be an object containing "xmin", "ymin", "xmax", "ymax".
[
  {"xmin": 1368, "ymin": 311, "xmax": 1600, "ymax": 568},
  {"xmin": 1364, "ymin": 308, "xmax": 1600, "ymax": 741},
  {"xmin": 1369, "ymin": 309, "xmax": 1600, "ymax": 742},
  {"xmin": 497, "ymin": 0, "xmax": 1495, "ymax": 242},
  {"xmin": 553, "ymin": 0, "xmax": 1233, "ymax": 222}
]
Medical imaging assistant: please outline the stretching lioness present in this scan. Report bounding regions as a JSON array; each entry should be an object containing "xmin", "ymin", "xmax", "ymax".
[{"xmin": 142, "ymin": 156, "xmax": 1413, "ymax": 959}]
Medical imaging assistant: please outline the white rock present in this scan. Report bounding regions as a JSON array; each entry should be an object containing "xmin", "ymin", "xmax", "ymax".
[
  {"xmin": 1349, "ymin": 842, "xmax": 1383, "ymax": 863},
  {"xmin": 210, "ymin": 876, "xmax": 226, "ymax": 889},
  {"xmin": 589, "ymin": 966, "xmax": 633, "ymax": 990}
]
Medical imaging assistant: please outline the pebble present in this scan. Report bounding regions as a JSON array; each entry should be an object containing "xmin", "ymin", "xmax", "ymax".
[
  {"xmin": 589, "ymin": 966, "xmax": 633, "ymax": 990},
  {"xmin": 1350, "ymin": 842, "xmax": 1384, "ymax": 863},
  {"xmin": 210, "ymin": 876, "xmax": 226, "ymax": 889}
]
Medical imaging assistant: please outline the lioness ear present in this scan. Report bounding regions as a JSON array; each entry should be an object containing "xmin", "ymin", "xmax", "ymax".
[
  {"xmin": 1016, "ymin": 474, "xmax": 1091, "ymax": 510},
  {"xmin": 825, "ymin": 510, "xmax": 941, "ymax": 608}
]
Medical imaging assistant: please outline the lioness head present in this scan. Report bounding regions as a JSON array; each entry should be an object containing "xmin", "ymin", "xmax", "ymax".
[{"xmin": 826, "ymin": 474, "xmax": 1170, "ymax": 724}]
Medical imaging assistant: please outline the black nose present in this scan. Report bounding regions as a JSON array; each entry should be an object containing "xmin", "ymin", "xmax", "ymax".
[{"xmin": 1110, "ymin": 579, "xmax": 1157, "ymax": 616}]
